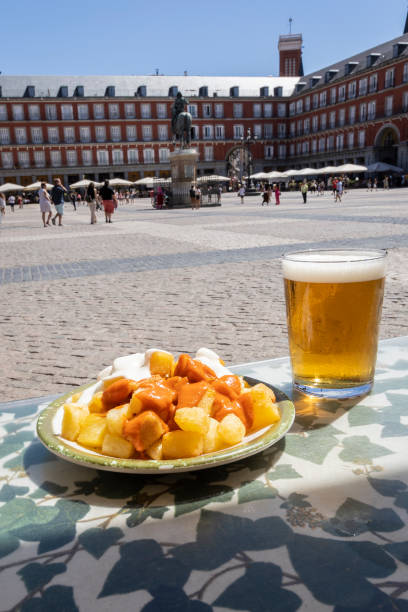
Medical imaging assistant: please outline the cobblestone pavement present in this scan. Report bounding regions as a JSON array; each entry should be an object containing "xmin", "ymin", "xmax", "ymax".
[{"xmin": 1, "ymin": 188, "xmax": 407, "ymax": 401}]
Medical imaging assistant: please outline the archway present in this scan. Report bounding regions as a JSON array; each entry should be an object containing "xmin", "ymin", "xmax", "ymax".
[{"xmin": 374, "ymin": 125, "xmax": 400, "ymax": 165}]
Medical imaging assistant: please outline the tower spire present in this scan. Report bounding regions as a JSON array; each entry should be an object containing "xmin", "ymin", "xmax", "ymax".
[{"xmin": 404, "ymin": 8, "xmax": 408, "ymax": 34}]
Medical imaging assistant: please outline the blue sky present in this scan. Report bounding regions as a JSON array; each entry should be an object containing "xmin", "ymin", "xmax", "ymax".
[{"xmin": 2, "ymin": 0, "xmax": 407, "ymax": 76}]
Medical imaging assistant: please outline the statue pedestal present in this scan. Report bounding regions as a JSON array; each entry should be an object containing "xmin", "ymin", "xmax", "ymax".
[{"xmin": 170, "ymin": 148, "xmax": 198, "ymax": 207}]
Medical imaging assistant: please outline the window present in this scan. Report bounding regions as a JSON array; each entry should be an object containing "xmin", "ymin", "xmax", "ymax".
[
  {"xmin": 78, "ymin": 104, "xmax": 89, "ymax": 119},
  {"xmin": 290, "ymin": 121, "xmax": 296, "ymax": 136},
  {"xmin": 329, "ymin": 111, "xmax": 336, "ymax": 128},
  {"xmin": 158, "ymin": 125, "xmax": 168, "ymax": 141},
  {"xmin": 330, "ymin": 88, "xmax": 337, "ymax": 104},
  {"xmin": 296, "ymin": 99, "xmax": 303, "ymax": 114},
  {"xmin": 360, "ymin": 103, "xmax": 367, "ymax": 122},
  {"xmin": 278, "ymin": 123, "xmax": 286, "ymax": 137},
  {"xmin": 191, "ymin": 126, "xmax": 199, "ymax": 140},
  {"xmin": 369, "ymin": 73, "xmax": 377, "ymax": 93},
  {"xmin": 277, "ymin": 103, "xmax": 286, "ymax": 117},
  {"xmin": 143, "ymin": 148, "xmax": 154, "ymax": 163},
  {"xmin": 1, "ymin": 152, "xmax": 13, "ymax": 168},
  {"xmin": 112, "ymin": 149, "xmax": 123, "ymax": 165},
  {"xmin": 66, "ymin": 150, "xmax": 77, "ymax": 166},
  {"xmin": 336, "ymin": 134, "xmax": 344, "ymax": 150},
  {"xmin": 338, "ymin": 85, "xmax": 346, "ymax": 102},
  {"xmin": 95, "ymin": 126, "xmax": 106, "ymax": 142},
  {"xmin": 93, "ymin": 103, "xmax": 104, "ymax": 119},
  {"xmin": 45, "ymin": 104, "xmax": 57, "ymax": 120},
  {"xmin": 0, "ymin": 105, "xmax": 7, "ymax": 120},
  {"xmin": 312, "ymin": 116, "xmax": 318, "ymax": 132},
  {"xmin": 63, "ymin": 126, "xmax": 75, "ymax": 143},
  {"xmin": 15, "ymin": 127, "xmax": 27, "ymax": 144},
  {"xmin": 385, "ymin": 96, "xmax": 393, "ymax": 117},
  {"xmin": 233, "ymin": 103, "xmax": 243, "ymax": 118},
  {"xmin": 312, "ymin": 94, "xmax": 319, "ymax": 109},
  {"xmin": 320, "ymin": 113, "xmax": 327, "ymax": 130},
  {"xmin": 18, "ymin": 151, "xmax": 30, "ymax": 168},
  {"xmin": 159, "ymin": 148, "xmax": 170, "ymax": 163},
  {"xmin": 127, "ymin": 149, "xmax": 138, "ymax": 163},
  {"xmin": 305, "ymin": 96, "xmax": 310, "ymax": 111},
  {"xmin": 358, "ymin": 130, "xmax": 365, "ymax": 148},
  {"xmin": 141, "ymin": 104, "xmax": 151, "ymax": 118},
  {"xmin": 296, "ymin": 142, "xmax": 302, "ymax": 155},
  {"xmin": 385, "ymin": 68, "xmax": 395, "ymax": 88},
  {"xmin": 188, "ymin": 104, "xmax": 198, "ymax": 118},
  {"xmin": 233, "ymin": 124, "xmax": 244, "ymax": 139},
  {"xmin": 31, "ymin": 127, "xmax": 43, "ymax": 144},
  {"xmin": 403, "ymin": 91, "xmax": 408, "ymax": 112},
  {"xmin": 215, "ymin": 125, "xmax": 225, "ymax": 139},
  {"xmin": 290, "ymin": 143, "xmax": 295, "ymax": 156},
  {"xmin": 349, "ymin": 106, "xmax": 356, "ymax": 124},
  {"xmin": 110, "ymin": 125, "xmax": 121, "ymax": 142},
  {"xmin": 50, "ymin": 150, "xmax": 62, "ymax": 166},
  {"xmin": 253, "ymin": 124, "xmax": 262, "ymax": 138},
  {"xmin": 34, "ymin": 150, "xmax": 45, "ymax": 167},
  {"xmin": 327, "ymin": 135, "xmax": 334, "ymax": 150},
  {"xmin": 348, "ymin": 81, "xmax": 356, "ymax": 98},
  {"xmin": 126, "ymin": 125, "xmax": 137, "ymax": 142},
  {"xmin": 156, "ymin": 103, "xmax": 167, "ymax": 118},
  {"xmin": 0, "ymin": 128, "xmax": 10, "ymax": 144},
  {"xmin": 203, "ymin": 125, "xmax": 213, "ymax": 139},
  {"xmin": 61, "ymin": 104, "xmax": 73, "ymax": 120},
  {"xmin": 289, "ymin": 102, "xmax": 296, "ymax": 116},
  {"xmin": 253, "ymin": 103, "xmax": 262, "ymax": 118},
  {"xmin": 79, "ymin": 126, "xmax": 91, "ymax": 142},
  {"xmin": 12, "ymin": 105, "xmax": 24, "ymax": 120},
  {"xmin": 263, "ymin": 103, "xmax": 272, "ymax": 117},
  {"xmin": 264, "ymin": 124, "xmax": 273, "ymax": 138},
  {"xmin": 319, "ymin": 91, "xmax": 327, "ymax": 107},
  {"xmin": 142, "ymin": 125, "xmax": 152, "ymax": 141},
  {"xmin": 312, "ymin": 139, "xmax": 317, "ymax": 153},
  {"xmin": 304, "ymin": 118, "xmax": 310, "ymax": 134},
  {"xmin": 297, "ymin": 120, "xmax": 303, "ymax": 136},
  {"xmin": 348, "ymin": 132, "xmax": 354, "ymax": 149},
  {"xmin": 202, "ymin": 104, "xmax": 212, "ymax": 118},
  {"xmin": 339, "ymin": 108, "xmax": 345, "ymax": 126},
  {"xmin": 82, "ymin": 150, "xmax": 93, "ymax": 166},
  {"xmin": 204, "ymin": 145, "xmax": 213, "ymax": 161},
  {"xmin": 109, "ymin": 103, "xmax": 120, "ymax": 119},
  {"xmin": 47, "ymin": 127, "xmax": 59, "ymax": 143},
  {"xmin": 403, "ymin": 63, "xmax": 408, "ymax": 83},
  {"xmin": 278, "ymin": 144, "xmax": 286, "ymax": 158},
  {"xmin": 367, "ymin": 101, "xmax": 376, "ymax": 120},
  {"xmin": 28, "ymin": 104, "xmax": 40, "ymax": 120},
  {"xmin": 302, "ymin": 141, "xmax": 309, "ymax": 154},
  {"xmin": 359, "ymin": 78, "xmax": 368, "ymax": 96},
  {"xmin": 214, "ymin": 103, "xmax": 224, "ymax": 118},
  {"xmin": 264, "ymin": 145, "xmax": 273, "ymax": 159},
  {"xmin": 97, "ymin": 150, "xmax": 109, "ymax": 165}
]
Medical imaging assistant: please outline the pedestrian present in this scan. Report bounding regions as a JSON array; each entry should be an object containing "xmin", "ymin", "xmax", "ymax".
[
  {"xmin": 373, "ymin": 178, "xmax": 378, "ymax": 191},
  {"xmin": 7, "ymin": 194, "xmax": 15, "ymax": 212},
  {"xmin": 383, "ymin": 176, "xmax": 389, "ymax": 190},
  {"xmin": 195, "ymin": 186, "xmax": 201, "ymax": 210},
  {"xmin": 332, "ymin": 178, "xmax": 338, "ymax": 200},
  {"xmin": 189, "ymin": 184, "xmax": 196, "ymax": 209},
  {"xmin": 50, "ymin": 178, "xmax": 67, "ymax": 226},
  {"xmin": 0, "ymin": 193, "xmax": 6, "ymax": 225},
  {"xmin": 156, "ymin": 190, "xmax": 164, "ymax": 209},
  {"xmin": 335, "ymin": 179, "xmax": 343, "ymax": 203},
  {"xmin": 86, "ymin": 182, "xmax": 97, "ymax": 224},
  {"xmin": 301, "ymin": 180, "xmax": 308, "ymax": 204},
  {"xmin": 38, "ymin": 182, "xmax": 52, "ymax": 227},
  {"xmin": 77, "ymin": 193, "xmax": 82, "ymax": 206},
  {"xmin": 274, "ymin": 184, "xmax": 281, "ymax": 205},
  {"xmin": 367, "ymin": 179, "xmax": 372, "ymax": 191},
  {"xmin": 99, "ymin": 179, "xmax": 116, "ymax": 223},
  {"xmin": 238, "ymin": 185, "xmax": 245, "ymax": 204},
  {"xmin": 261, "ymin": 187, "xmax": 269, "ymax": 206},
  {"xmin": 217, "ymin": 185, "xmax": 222, "ymax": 204},
  {"xmin": 70, "ymin": 192, "xmax": 77, "ymax": 210},
  {"xmin": 207, "ymin": 185, "xmax": 212, "ymax": 203},
  {"xmin": 17, "ymin": 195, "xmax": 23, "ymax": 209}
]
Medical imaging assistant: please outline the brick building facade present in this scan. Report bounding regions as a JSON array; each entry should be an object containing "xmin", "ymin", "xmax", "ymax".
[{"xmin": 0, "ymin": 21, "xmax": 407, "ymax": 187}]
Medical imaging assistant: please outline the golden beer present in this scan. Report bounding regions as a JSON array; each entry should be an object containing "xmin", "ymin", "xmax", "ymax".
[{"xmin": 283, "ymin": 250, "xmax": 386, "ymax": 398}]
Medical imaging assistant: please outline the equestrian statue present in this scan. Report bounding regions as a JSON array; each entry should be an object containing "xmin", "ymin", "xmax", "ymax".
[{"xmin": 171, "ymin": 92, "xmax": 193, "ymax": 147}]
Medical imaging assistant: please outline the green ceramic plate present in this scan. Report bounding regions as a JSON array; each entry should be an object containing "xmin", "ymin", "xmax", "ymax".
[{"xmin": 37, "ymin": 377, "xmax": 295, "ymax": 474}]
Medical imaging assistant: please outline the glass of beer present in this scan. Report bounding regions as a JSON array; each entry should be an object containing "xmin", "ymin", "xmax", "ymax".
[{"xmin": 282, "ymin": 249, "xmax": 387, "ymax": 398}]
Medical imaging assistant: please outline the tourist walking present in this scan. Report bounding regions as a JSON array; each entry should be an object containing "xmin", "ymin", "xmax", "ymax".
[
  {"xmin": 335, "ymin": 179, "xmax": 343, "ymax": 203},
  {"xmin": 195, "ymin": 186, "xmax": 201, "ymax": 210},
  {"xmin": 38, "ymin": 182, "xmax": 52, "ymax": 227},
  {"xmin": 217, "ymin": 185, "xmax": 222, "ymax": 204},
  {"xmin": 301, "ymin": 180, "xmax": 308, "ymax": 204},
  {"xmin": 367, "ymin": 179, "xmax": 372, "ymax": 191},
  {"xmin": 0, "ymin": 193, "xmax": 6, "ymax": 225},
  {"xmin": 50, "ymin": 178, "xmax": 67, "ymax": 226},
  {"xmin": 7, "ymin": 194, "xmax": 15, "ymax": 212},
  {"xmin": 17, "ymin": 195, "xmax": 23, "ymax": 209},
  {"xmin": 99, "ymin": 179, "xmax": 116, "ymax": 223},
  {"xmin": 189, "ymin": 184, "xmax": 196, "ymax": 209},
  {"xmin": 238, "ymin": 185, "xmax": 245, "ymax": 204},
  {"xmin": 274, "ymin": 184, "xmax": 281, "ymax": 205},
  {"xmin": 86, "ymin": 182, "xmax": 97, "ymax": 224},
  {"xmin": 70, "ymin": 192, "xmax": 77, "ymax": 210},
  {"xmin": 261, "ymin": 188, "xmax": 269, "ymax": 206}
]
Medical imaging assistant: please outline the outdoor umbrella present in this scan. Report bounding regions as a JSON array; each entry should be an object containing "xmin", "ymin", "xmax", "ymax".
[
  {"xmin": 281, "ymin": 169, "xmax": 298, "ymax": 177},
  {"xmin": 69, "ymin": 179, "xmax": 101, "ymax": 189},
  {"xmin": 249, "ymin": 172, "xmax": 271, "ymax": 180},
  {"xmin": 197, "ymin": 174, "xmax": 230, "ymax": 182},
  {"xmin": 316, "ymin": 166, "xmax": 340, "ymax": 174},
  {"xmin": 107, "ymin": 178, "xmax": 134, "ymax": 187},
  {"xmin": 267, "ymin": 171, "xmax": 289, "ymax": 180},
  {"xmin": 292, "ymin": 167, "xmax": 318, "ymax": 177},
  {"xmin": 0, "ymin": 182, "xmax": 24, "ymax": 192},
  {"xmin": 335, "ymin": 164, "xmax": 367, "ymax": 173},
  {"xmin": 24, "ymin": 181, "xmax": 53, "ymax": 191},
  {"xmin": 134, "ymin": 177, "xmax": 171, "ymax": 186},
  {"xmin": 366, "ymin": 162, "xmax": 404, "ymax": 173}
]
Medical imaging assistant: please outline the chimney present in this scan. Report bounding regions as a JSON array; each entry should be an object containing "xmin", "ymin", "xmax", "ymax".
[{"xmin": 278, "ymin": 34, "xmax": 303, "ymax": 76}]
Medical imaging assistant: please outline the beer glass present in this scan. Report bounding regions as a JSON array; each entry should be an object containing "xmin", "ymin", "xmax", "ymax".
[{"xmin": 282, "ymin": 249, "xmax": 387, "ymax": 398}]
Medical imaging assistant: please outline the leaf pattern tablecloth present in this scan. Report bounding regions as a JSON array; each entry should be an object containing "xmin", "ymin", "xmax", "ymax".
[{"xmin": 1, "ymin": 337, "xmax": 408, "ymax": 612}]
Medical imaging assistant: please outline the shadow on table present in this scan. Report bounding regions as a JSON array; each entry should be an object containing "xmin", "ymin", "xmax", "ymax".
[{"xmin": 291, "ymin": 388, "xmax": 370, "ymax": 431}]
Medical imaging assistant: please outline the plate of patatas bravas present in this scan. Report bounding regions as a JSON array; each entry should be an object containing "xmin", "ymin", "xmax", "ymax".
[{"xmin": 37, "ymin": 348, "xmax": 295, "ymax": 473}]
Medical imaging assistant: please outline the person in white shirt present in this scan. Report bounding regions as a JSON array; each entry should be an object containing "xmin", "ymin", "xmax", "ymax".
[
  {"xmin": 7, "ymin": 194, "xmax": 15, "ymax": 212},
  {"xmin": 238, "ymin": 185, "xmax": 245, "ymax": 204},
  {"xmin": 38, "ymin": 183, "xmax": 52, "ymax": 227}
]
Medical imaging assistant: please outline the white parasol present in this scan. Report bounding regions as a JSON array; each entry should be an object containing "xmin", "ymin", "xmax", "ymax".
[
  {"xmin": 69, "ymin": 179, "xmax": 101, "ymax": 189},
  {"xmin": 335, "ymin": 164, "xmax": 367, "ymax": 173},
  {"xmin": 107, "ymin": 178, "xmax": 134, "ymax": 187},
  {"xmin": 24, "ymin": 181, "xmax": 54, "ymax": 191},
  {"xmin": 197, "ymin": 174, "xmax": 230, "ymax": 182},
  {"xmin": 0, "ymin": 182, "xmax": 24, "ymax": 192}
]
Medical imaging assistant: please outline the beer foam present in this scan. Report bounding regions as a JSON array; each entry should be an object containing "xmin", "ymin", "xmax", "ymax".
[{"xmin": 282, "ymin": 250, "xmax": 386, "ymax": 283}]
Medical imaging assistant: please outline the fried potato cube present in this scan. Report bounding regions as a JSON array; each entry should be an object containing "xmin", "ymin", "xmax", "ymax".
[
  {"xmin": 129, "ymin": 393, "xmax": 143, "ymax": 416},
  {"xmin": 77, "ymin": 414, "xmax": 107, "ymax": 448},
  {"xmin": 102, "ymin": 378, "xmax": 138, "ymax": 410},
  {"xmin": 102, "ymin": 376, "xmax": 125, "ymax": 390},
  {"xmin": 61, "ymin": 403, "xmax": 89, "ymax": 441},
  {"xmin": 149, "ymin": 351, "xmax": 175, "ymax": 378},
  {"xmin": 123, "ymin": 411, "xmax": 168, "ymax": 452},
  {"xmin": 106, "ymin": 403, "xmax": 131, "ymax": 436},
  {"xmin": 145, "ymin": 439, "xmax": 163, "ymax": 460},
  {"xmin": 174, "ymin": 406, "xmax": 210, "ymax": 434},
  {"xmin": 88, "ymin": 391, "xmax": 105, "ymax": 413},
  {"xmin": 218, "ymin": 414, "xmax": 246, "ymax": 446},
  {"xmin": 101, "ymin": 433, "xmax": 134, "ymax": 458},
  {"xmin": 162, "ymin": 430, "xmax": 204, "ymax": 459},
  {"xmin": 203, "ymin": 417, "xmax": 224, "ymax": 453},
  {"xmin": 197, "ymin": 388, "xmax": 216, "ymax": 414},
  {"xmin": 249, "ymin": 384, "xmax": 280, "ymax": 430}
]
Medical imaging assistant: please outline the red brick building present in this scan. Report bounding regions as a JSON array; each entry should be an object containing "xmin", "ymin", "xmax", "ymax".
[{"xmin": 0, "ymin": 19, "xmax": 407, "ymax": 187}]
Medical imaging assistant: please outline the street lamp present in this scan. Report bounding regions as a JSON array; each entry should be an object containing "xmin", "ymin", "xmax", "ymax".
[{"xmin": 240, "ymin": 128, "xmax": 257, "ymax": 188}]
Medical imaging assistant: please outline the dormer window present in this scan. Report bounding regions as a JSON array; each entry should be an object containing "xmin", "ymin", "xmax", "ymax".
[
  {"xmin": 310, "ymin": 76, "xmax": 321, "ymax": 88},
  {"xmin": 259, "ymin": 86, "xmax": 269, "ymax": 96},
  {"xmin": 230, "ymin": 86, "xmax": 239, "ymax": 97},
  {"xmin": 136, "ymin": 85, "xmax": 147, "ymax": 97},
  {"xmin": 325, "ymin": 69, "xmax": 339, "ymax": 83},
  {"xmin": 274, "ymin": 86, "xmax": 282, "ymax": 97},
  {"xmin": 345, "ymin": 62, "xmax": 358, "ymax": 76},
  {"xmin": 74, "ymin": 86, "xmax": 84, "ymax": 97},
  {"xmin": 168, "ymin": 86, "xmax": 178, "ymax": 97},
  {"xmin": 393, "ymin": 42, "xmax": 408, "ymax": 58},
  {"xmin": 24, "ymin": 86, "xmax": 35, "ymax": 98},
  {"xmin": 199, "ymin": 86, "xmax": 209, "ymax": 97},
  {"xmin": 366, "ymin": 53, "xmax": 381, "ymax": 68},
  {"xmin": 295, "ymin": 82, "xmax": 306, "ymax": 93},
  {"xmin": 105, "ymin": 86, "xmax": 115, "ymax": 97},
  {"xmin": 58, "ymin": 86, "xmax": 68, "ymax": 98}
]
